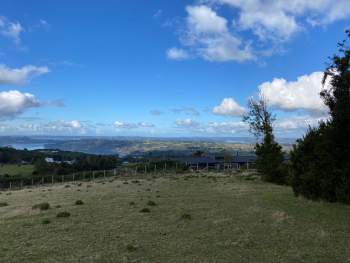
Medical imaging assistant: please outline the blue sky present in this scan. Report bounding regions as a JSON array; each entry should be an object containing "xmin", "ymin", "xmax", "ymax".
[{"xmin": 0, "ymin": 0, "xmax": 349, "ymax": 137}]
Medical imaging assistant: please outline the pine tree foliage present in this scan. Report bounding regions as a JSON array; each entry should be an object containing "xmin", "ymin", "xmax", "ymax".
[{"xmin": 291, "ymin": 30, "xmax": 350, "ymax": 203}]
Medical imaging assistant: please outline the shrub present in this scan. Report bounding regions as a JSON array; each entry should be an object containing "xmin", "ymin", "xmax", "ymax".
[
  {"xmin": 129, "ymin": 201, "xmax": 135, "ymax": 206},
  {"xmin": 32, "ymin": 202, "xmax": 50, "ymax": 211},
  {"xmin": 140, "ymin": 208, "xmax": 150, "ymax": 213},
  {"xmin": 75, "ymin": 200, "xmax": 84, "ymax": 205},
  {"xmin": 56, "ymin": 211, "xmax": 71, "ymax": 218}
]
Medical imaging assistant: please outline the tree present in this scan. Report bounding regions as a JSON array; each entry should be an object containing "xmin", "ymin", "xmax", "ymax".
[
  {"xmin": 243, "ymin": 98, "xmax": 286, "ymax": 184},
  {"xmin": 291, "ymin": 30, "xmax": 350, "ymax": 203}
]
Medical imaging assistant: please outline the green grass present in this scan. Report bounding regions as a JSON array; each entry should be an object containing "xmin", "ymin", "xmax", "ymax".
[
  {"xmin": 1, "ymin": 172, "xmax": 350, "ymax": 262},
  {"xmin": 0, "ymin": 164, "xmax": 34, "ymax": 176}
]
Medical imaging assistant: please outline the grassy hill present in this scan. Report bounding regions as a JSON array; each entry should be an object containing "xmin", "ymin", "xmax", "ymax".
[{"xmin": 1, "ymin": 172, "xmax": 350, "ymax": 262}]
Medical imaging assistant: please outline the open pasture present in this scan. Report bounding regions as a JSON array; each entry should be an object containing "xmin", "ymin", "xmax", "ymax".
[{"xmin": 1, "ymin": 172, "xmax": 350, "ymax": 262}]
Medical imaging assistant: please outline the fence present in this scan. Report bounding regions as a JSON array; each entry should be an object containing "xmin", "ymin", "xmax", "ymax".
[{"xmin": 0, "ymin": 161, "xmax": 253, "ymax": 191}]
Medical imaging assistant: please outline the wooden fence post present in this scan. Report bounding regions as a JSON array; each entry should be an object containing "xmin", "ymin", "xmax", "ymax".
[
  {"xmin": 52, "ymin": 175, "xmax": 54, "ymax": 184},
  {"xmin": 9, "ymin": 181, "xmax": 12, "ymax": 190}
]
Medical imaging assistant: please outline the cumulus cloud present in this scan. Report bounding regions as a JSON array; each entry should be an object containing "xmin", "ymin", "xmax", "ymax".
[
  {"xmin": 169, "ymin": 5, "xmax": 254, "ymax": 62},
  {"xmin": 274, "ymin": 115, "xmax": 328, "ymax": 136},
  {"xmin": 186, "ymin": 5, "xmax": 227, "ymax": 34},
  {"xmin": 170, "ymin": 107, "xmax": 200, "ymax": 116},
  {"xmin": 0, "ymin": 16, "xmax": 23, "ymax": 44},
  {"xmin": 168, "ymin": 1, "xmax": 350, "ymax": 61},
  {"xmin": 209, "ymin": 0, "xmax": 350, "ymax": 41},
  {"xmin": 114, "ymin": 121, "xmax": 155, "ymax": 129},
  {"xmin": 258, "ymin": 71, "xmax": 328, "ymax": 113},
  {"xmin": 213, "ymin": 97, "xmax": 245, "ymax": 116},
  {"xmin": 0, "ymin": 64, "xmax": 50, "ymax": 85},
  {"xmin": 0, "ymin": 90, "xmax": 40, "ymax": 119},
  {"xmin": 167, "ymin": 47, "xmax": 190, "ymax": 60}
]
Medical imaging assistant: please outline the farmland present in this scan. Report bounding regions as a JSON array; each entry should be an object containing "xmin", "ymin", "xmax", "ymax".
[
  {"xmin": 0, "ymin": 164, "xmax": 34, "ymax": 176},
  {"xmin": 1, "ymin": 171, "xmax": 350, "ymax": 262}
]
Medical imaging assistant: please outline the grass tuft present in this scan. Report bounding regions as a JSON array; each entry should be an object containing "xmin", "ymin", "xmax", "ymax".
[
  {"xmin": 32, "ymin": 202, "xmax": 50, "ymax": 211},
  {"xmin": 181, "ymin": 213, "xmax": 192, "ymax": 220},
  {"xmin": 75, "ymin": 200, "xmax": 84, "ymax": 205},
  {"xmin": 126, "ymin": 244, "xmax": 137, "ymax": 252},
  {"xmin": 41, "ymin": 218, "xmax": 51, "ymax": 225},
  {"xmin": 0, "ymin": 202, "xmax": 8, "ymax": 207},
  {"xmin": 56, "ymin": 211, "xmax": 71, "ymax": 218},
  {"xmin": 147, "ymin": 200, "xmax": 157, "ymax": 206}
]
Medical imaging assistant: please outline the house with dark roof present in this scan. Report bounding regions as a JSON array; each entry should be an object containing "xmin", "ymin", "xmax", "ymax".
[{"xmin": 176, "ymin": 153, "xmax": 258, "ymax": 170}]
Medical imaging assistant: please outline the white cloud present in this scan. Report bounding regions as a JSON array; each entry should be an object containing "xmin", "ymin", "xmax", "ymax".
[
  {"xmin": 114, "ymin": 121, "xmax": 155, "ymax": 129},
  {"xmin": 207, "ymin": 121, "xmax": 247, "ymax": 134},
  {"xmin": 213, "ymin": 97, "xmax": 245, "ymax": 116},
  {"xmin": 167, "ymin": 47, "xmax": 190, "ymax": 60},
  {"xmin": 170, "ymin": 107, "xmax": 200, "ymax": 116},
  {"xmin": 274, "ymin": 115, "xmax": 328, "ymax": 136},
  {"xmin": 69, "ymin": 120, "xmax": 82, "ymax": 129},
  {"xmin": 0, "ymin": 90, "xmax": 39, "ymax": 119},
  {"xmin": 0, "ymin": 16, "xmax": 23, "ymax": 44},
  {"xmin": 186, "ymin": 5, "xmax": 227, "ymax": 34},
  {"xmin": 258, "ymin": 71, "xmax": 328, "ymax": 113},
  {"xmin": 175, "ymin": 118, "xmax": 200, "ymax": 128},
  {"xmin": 209, "ymin": 0, "xmax": 350, "ymax": 41},
  {"xmin": 0, "ymin": 64, "xmax": 50, "ymax": 85},
  {"xmin": 169, "ymin": 5, "xmax": 254, "ymax": 62}
]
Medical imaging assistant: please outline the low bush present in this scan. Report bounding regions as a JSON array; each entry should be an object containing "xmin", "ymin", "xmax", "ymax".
[{"xmin": 140, "ymin": 208, "xmax": 150, "ymax": 213}]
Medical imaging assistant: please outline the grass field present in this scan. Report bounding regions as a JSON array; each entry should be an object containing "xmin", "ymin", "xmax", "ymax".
[
  {"xmin": 0, "ymin": 164, "xmax": 34, "ymax": 176},
  {"xmin": 1, "ymin": 172, "xmax": 350, "ymax": 262}
]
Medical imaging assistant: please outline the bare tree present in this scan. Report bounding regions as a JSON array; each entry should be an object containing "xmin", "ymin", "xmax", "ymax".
[{"xmin": 242, "ymin": 97, "xmax": 275, "ymax": 139}]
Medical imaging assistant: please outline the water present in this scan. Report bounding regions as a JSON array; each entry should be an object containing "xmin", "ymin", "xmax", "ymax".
[{"xmin": 9, "ymin": 143, "xmax": 46, "ymax": 151}]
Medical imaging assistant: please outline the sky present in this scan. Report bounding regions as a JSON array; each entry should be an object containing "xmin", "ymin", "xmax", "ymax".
[{"xmin": 0, "ymin": 0, "xmax": 349, "ymax": 138}]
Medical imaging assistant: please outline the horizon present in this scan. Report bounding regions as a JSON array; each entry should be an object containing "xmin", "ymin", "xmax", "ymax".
[{"xmin": 0, "ymin": 1, "xmax": 349, "ymax": 138}]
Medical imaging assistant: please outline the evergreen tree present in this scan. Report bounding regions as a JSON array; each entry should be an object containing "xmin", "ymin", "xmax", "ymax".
[{"xmin": 291, "ymin": 30, "xmax": 350, "ymax": 203}]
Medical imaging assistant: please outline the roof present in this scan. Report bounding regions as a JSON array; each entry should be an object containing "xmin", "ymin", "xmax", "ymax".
[{"xmin": 232, "ymin": 154, "xmax": 257, "ymax": 163}]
